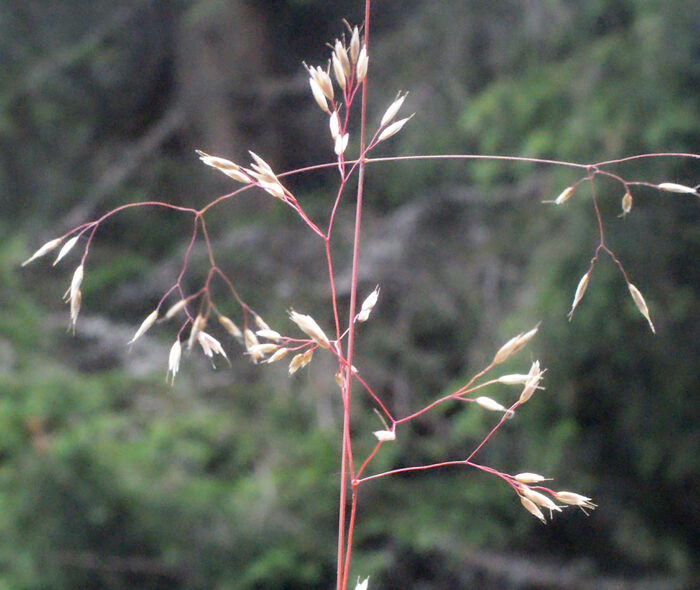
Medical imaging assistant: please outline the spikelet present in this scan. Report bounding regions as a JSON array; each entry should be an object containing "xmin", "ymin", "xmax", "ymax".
[
  {"xmin": 164, "ymin": 299, "xmax": 188, "ymax": 320},
  {"xmin": 627, "ymin": 283, "xmax": 655, "ymax": 333},
  {"xmin": 619, "ymin": 191, "xmax": 632, "ymax": 218},
  {"xmin": 22, "ymin": 237, "xmax": 62, "ymax": 267},
  {"xmin": 475, "ymin": 396, "xmax": 507, "ymax": 413},
  {"xmin": 329, "ymin": 111, "xmax": 340, "ymax": 140},
  {"xmin": 289, "ymin": 310, "xmax": 331, "ymax": 349},
  {"xmin": 53, "ymin": 235, "xmax": 80, "ymax": 266},
  {"xmin": 492, "ymin": 325, "xmax": 539, "ymax": 364},
  {"xmin": 219, "ymin": 315, "xmax": 243, "ymax": 342},
  {"xmin": 372, "ymin": 430, "xmax": 396, "ymax": 442},
  {"xmin": 519, "ymin": 485, "xmax": 561, "ymax": 516},
  {"xmin": 380, "ymin": 92, "xmax": 408, "ymax": 128},
  {"xmin": 355, "ymin": 45, "xmax": 368, "ymax": 83},
  {"xmin": 518, "ymin": 361, "xmax": 544, "ymax": 404},
  {"xmin": 543, "ymin": 185, "xmax": 576, "ymax": 205},
  {"xmin": 308, "ymin": 74, "xmax": 330, "ymax": 113},
  {"xmin": 128, "ymin": 309, "xmax": 159, "ymax": 345},
  {"xmin": 520, "ymin": 495, "xmax": 546, "ymax": 524},
  {"xmin": 568, "ymin": 271, "xmax": 591, "ymax": 320},
  {"xmin": 554, "ymin": 491, "xmax": 597, "ymax": 514},
  {"xmin": 514, "ymin": 473, "xmax": 550, "ymax": 484},
  {"xmin": 356, "ymin": 285, "xmax": 380, "ymax": 322},
  {"xmin": 377, "ymin": 115, "xmax": 414, "ymax": 143},
  {"xmin": 349, "ymin": 26, "xmax": 361, "ymax": 64},
  {"xmin": 167, "ymin": 339, "xmax": 181, "ymax": 384},
  {"xmin": 657, "ymin": 182, "xmax": 698, "ymax": 195},
  {"xmin": 196, "ymin": 150, "xmax": 251, "ymax": 183},
  {"xmin": 265, "ymin": 347, "xmax": 289, "ymax": 364},
  {"xmin": 187, "ymin": 314, "xmax": 205, "ymax": 350},
  {"xmin": 334, "ymin": 133, "xmax": 349, "ymax": 156}
]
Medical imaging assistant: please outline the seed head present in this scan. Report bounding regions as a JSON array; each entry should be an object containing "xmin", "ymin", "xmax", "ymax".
[
  {"xmin": 288, "ymin": 349, "xmax": 313, "ymax": 375},
  {"xmin": 619, "ymin": 191, "xmax": 632, "ymax": 218},
  {"xmin": 22, "ymin": 237, "xmax": 63, "ymax": 267},
  {"xmin": 309, "ymin": 76, "xmax": 330, "ymax": 113},
  {"xmin": 657, "ymin": 182, "xmax": 698, "ymax": 195},
  {"xmin": 514, "ymin": 473, "xmax": 550, "ymax": 484},
  {"xmin": 167, "ymin": 339, "xmax": 181, "ymax": 384},
  {"xmin": 349, "ymin": 26, "xmax": 361, "ymax": 64},
  {"xmin": 265, "ymin": 347, "xmax": 289, "ymax": 364},
  {"xmin": 53, "ymin": 235, "xmax": 80, "ymax": 266},
  {"xmin": 554, "ymin": 491, "xmax": 597, "ymax": 514},
  {"xmin": 196, "ymin": 150, "xmax": 251, "ymax": 183},
  {"xmin": 520, "ymin": 485, "xmax": 561, "ymax": 516},
  {"xmin": 247, "ymin": 343, "xmax": 280, "ymax": 358},
  {"xmin": 219, "ymin": 315, "xmax": 243, "ymax": 342},
  {"xmin": 544, "ymin": 185, "xmax": 576, "ymax": 205},
  {"xmin": 497, "ymin": 374, "xmax": 530, "ymax": 385},
  {"xmin": 627, "ymin": 283, "xmax": 655, "ymax": 333},
  {"xmin": 244, "ymin": 328, "xmax": 260, "ymax": 349},
  {"xmin": 355, "ymin": 45, "xmax": 368, "ymax": 83},
  {"xmin": 289, "ymin": 310, "xmax": 331, "ymax": 349},
  {"xmin": 377, "ymin": 114, "xmax": 414, "ymax": 143},
  {"xmin": 128, "ymin": 309, "xmax": 159, "ymax": 345},
  {"xmin": 518, "ymin": 361, "xmax": 544, "ymax": 404},
  {"xmin": 356, "ymin": 285, "xmax": 380, "ymax": 322},
  {"xmin": 475, "ymin": 396, "xmax": 507, "ymax": 413},
  {"xmin": 334, "ymin": 133, "xmax": 349, "ymax": 156},
  {"xmin": 520, "ymin": 495, "xmax": 546, "ymax": 524},
  {"xmin": 329, "ymin": 111, "xmax": 340, "ymax": 140},
  {"xmin": 372, "ymin": 430, "xmax": 396, "ymax": 442},
  {"xmin": 197, "ymin": 331, "xmax": 228, "ymax": 365},
  {"xmin": 568, "ymin": 271, "xmax": 591, "ymax": 321},
  {"xmin": 256, "ymin": 329, "xmax": 281, "ymax": 342},
  {"xmin": 493, "ymin": 324, "xmax": 539, "ymax": 364},
  {"xmin": 164, "ymin": 299, "xmax": 188, "ymax": 320},
  {"xmin": 380, "ymin": 92, "xmax": 408, "ymax": 128},
  {"xmin": 187, "ymin": 314, "xmax": 206, "ymax": 350}
]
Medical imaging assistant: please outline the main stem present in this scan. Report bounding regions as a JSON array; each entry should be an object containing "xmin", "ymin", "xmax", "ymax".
[{"xmin": 336, "ymin": 4, "xmax": 372, "ymax": 589}]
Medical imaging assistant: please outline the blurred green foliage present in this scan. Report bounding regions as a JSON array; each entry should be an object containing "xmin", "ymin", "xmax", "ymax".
[{"xmin": 0, "ymin": 1, "xmax": 698, "ymax": 588}]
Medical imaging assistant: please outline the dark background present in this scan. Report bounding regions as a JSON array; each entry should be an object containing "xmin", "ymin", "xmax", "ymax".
[{"xmin": 1, "ymin": 1, "xmax": 698, "ymax": 588}]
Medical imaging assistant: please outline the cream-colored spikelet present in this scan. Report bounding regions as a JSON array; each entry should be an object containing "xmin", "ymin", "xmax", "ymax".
[
  {"xmin": 377, "ymin": 115, "xmax": 414, "ymax": 143},
  {"xmin": 518, "ymin": 361, "xmax": 544, "ymax": 404},
  {"xmin": 63, "ymin": 264, "xmax": 84, "ymax": 330},
  {"xmin": 627, "ymin": 283, "xmax": 655, "ymax": 333},
  {"xmin": 256, "ymin": 329, "xmax": 281, "ymax": 342},
  {"xmin": 196, "ymin": 150, "xmax": 251, "ymax": 183},
  {"xmin": 265, "ymin": 347, "xmax": 289, "ymax": 364},
  {"xmin": 568, "ymin": 271, "xmax": 591, "ymax": 320},
  {"xmin": 554, "ymin": 491, "xmax": 597, "ymax": 514},
  {"xmin": 520, "ymin": 495, "xmax": 546, "ymax": 524},
  {"xmin": 380, "ymin": 92, "xmax": 408, "ymax": 128},
  {"xmin": 247, "ymin": 343, "xmax": 280, "ymax": 358},
  {"xmin": 187, "ymin": 314, "xmax": 206, "ymax": 350},
  {"xmin": 475, "ymin": 396, "xmax": 508, "ymax": 413},
  {"xmin": 519, "ymin": 485, "xmax": 562, "ymax": 516},
  {"xmin": 219, "ymin": 315, "xmax": 243, "ymax": 342},
  {"xmin": 619, "ymin": 191, "xmax": 633, "ymax": 218},
  {"xmin": 492, "ymin": 324, "xmax": 539, "ymax": 364},
  {"xmin": 167, "ymin": 339, "xmax": 181, "ymax": 384},
  {"xmin": 288, "ymin": 349, "xmax": 313, "ymax": 375},
  {"xmin": 514, "ymin": 473, "xmax": 550, "ymax": 484},
  {"xmin": 355, "ymin": 45, "xmax": 368, "ymax": 83},
  {"xmin": 197, "ymin": 331, "xmax": 228, "ymax": 362},
  {"xmin": 657, "ymin": 182, "xmax": 698, "ymax": 195},
  {"xmin": 349, "ymin": 26, "xmax": 361, "ymax": 64},
  {"xmin": 289, "ymin": 310, "xmax": 331, "ymax": 349},
  {"xmin": 329, "ymin": 111, "xmax": 340, "ymax": 140},
  {"xmin": 372, "ymin": 430, "xmax": 396, "ymax": 442},
  {"xmin": 22, "ymin": 237, "xmax": 62, "ymax": 267},
  {"xmin": 53, "ymin": 235, "xmax": 80, "ymax": 266},
  {"xmin": 127, "ymin": 309, "xmax": 159, "ymax": 345},
  {"xmin": 543, "ymin": 185, "xmax": 576, "ymax": 205},
  {"xmin": 244, "ymin": 328, "xmax": 259, "ymax": 349},
  {"xmin": 164, "ymin": 299, "xmax": 188, "ymax": 320},
  {"xmin": 334, "ymin": 133, "xmax": 349, "ymax": 156},
  {"xmin": 356, "ymin": 285, "xmax": 380, "ymax": 322},
  {"xmin": 497, "ymin": 374, "xmax": 530, "ymax": 385}
]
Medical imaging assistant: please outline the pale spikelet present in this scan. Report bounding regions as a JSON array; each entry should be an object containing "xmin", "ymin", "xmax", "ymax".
[
  {"xmin": 315, "ymin": 66, "xmax": 334, "ymax": 101},
  {"xmin": 514, "ymin": 473, "xmax": 550, "ymax": 484},
  {"xmin": 247, "ymin": 151, "xmax": 278, "ymax": 183},
  {"xmin": 497, "ymin": 374, "xmax": 530, "ymax": 385},
  {"xmin": 127, "ymin": 309, "xmax": 159, "ymax": 345},
  {"xmin": 259, "ymin": 180, "xmax": 287, "ymax": 200},
  {"xmin": 309, "ymin": 76, "xmax": 330, "ymax": 113},
  {"xmin": 568, "ymin": 271, "xmax": 591, "ymax": 321},
  {"xmin": 197, "ymin": 331, "xmax": 228, "ymax": 363},
  {"xmin": 187, "ymin": 314, "xmax": 205, "ymax": 350},
  {"xmin": 256, "ymin": 329, "xmax": 281, "ymax": 341},
  {"xmin": 167, "ymin": 339, "xmax": 181, "ymax": 384},
  {"xmin": 380, "ymin": 92, "xmax": 408, "ymax": 127},
  {"xmin": 355, "ymin": 45, "xmax": 368, "ymax": 83},
  {"xmin": 334, "ymin": 133, "xmax": 349, "ymax": 156},
  {"xmin": 196, "ymin": 150, "xmax": 251, "ymax": 183},
  {"xmin": 329, "ymin": 111, "xmax": 340, "ymax": 140},
  {"xmin": 520, "ymin": 495, "xmax": 546, "ymax": 524},
  {"xmin": 265, "ymin": 347, "xmax": 289, "ymax": 364},
  {"xmin": 22, "ymin": 237, "xmax": 62, "ymax": 267},
  {"xmin": 627, "ymin": 283, "xmax": 655, "ymax": 333},
  {"xmin": 619, "ymin": 191, "xmax": 632, "ymax": 218},
  {"xmin": 244, "ymin": 328, "xmax": 259, "ymax": 349},
  {"xmin": 520, "ymin": 485, "xmax": 562, "ymax": 515},
  {"xmin": 53, "ymin": 235, "xmax": 80, "ymax": 266},
  {"xmin": 543, "ymin": 185, "xmax": 576, "ymax": 205},
  {"xmin": 247, "ymin": 343, "xmax": 279, "ymax": 357},
  {"xmin": 349, "ymin": 26, "xmax": 360, "ymax": 64},
  {"xmin": 493, "ymin": 324, "xmax": 539, "ymax": 364},
  {"xmin": 554, "ymin": 491, "xmax": 597, "ymax": 514},
  {"xmin": 289, "ymin": 310, "xmax": 331, "ymax": 349},
  {"xmin": 69, "ymin": 264, "xmax": 84, "ymax": 302},
  {"xmin": 219, "ymin": 315, "xmax": 243, "ymax": 342},
  {"xmin": 657, "ymin": 182, "xmax": 698, "ymax": 195},
  {"xmin": 475, "ymin": 396, "xmax": 507, "ymax": 412},
  {"xmin": 288, "ymin": 349, "xmax": 313, "ymax": 375},
  {"xmin": 518, "ymin": 360, "xmax": 544, "ymax": 404},
  {"xmin": 356, "ymin": 285, "xmax": 380, "ymax": 322},
  {"xmin": 377, "ymin": 114, "xmax": 414, "ymax": 143},
  {"xmin": 254, "ymin": 314, "xmax": 271, "ymax": 331},
  {"xmin": 372, "ymin": 430, "xmax": 396, "ymax": 442},
  {"xmin": 70, "ymin": 289, "xmax": 82, "ymax": 331},
  {"xmin": 355, "ymin": 577, "xmax": 369, "ymax": 590},
  {"xmin": 164, "ymin": 299, "xmax": 188, "ymax": 320},
  {"xmin": 334, "ymin": 40, "xmax": 351, "ymax": 77}
]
